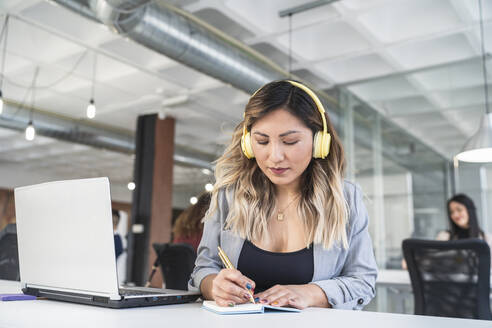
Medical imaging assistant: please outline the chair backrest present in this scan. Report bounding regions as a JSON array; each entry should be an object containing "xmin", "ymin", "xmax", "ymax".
[
  {"xmin": 0, "ymin": 228, "xmax": 20, "ymax": 281},
  {"xmin": 402, "ymin": 238, "xmax": 491, "ymax": 320},
  {"xmin": 152, "ymin": 243, "xmax": 196, "ymax": 290}
]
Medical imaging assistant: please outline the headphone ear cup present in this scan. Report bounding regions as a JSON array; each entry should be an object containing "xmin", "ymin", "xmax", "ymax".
[
  {"xmin": 313, "ymin": 132, "xmax": 331, "ymax": 159},
  {"xmin": 323, "ymin": 133, "xmax": 331, "ymax": 158},
  {"xmin": 242, "ymin": 131, "xmax": 255, "ymax": 159},
  {"xmin": 313, "ymin": 131, "xmax": 322, "ymax": 158}
]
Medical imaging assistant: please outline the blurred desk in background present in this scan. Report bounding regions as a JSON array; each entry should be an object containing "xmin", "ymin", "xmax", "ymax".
[
  {"xmin": 377, "ymin": 269, "xmax": 411, "ymax": 287},
  {"xmin": 375, "ymin": 269, "xmax": 413, "ymax": 314}
]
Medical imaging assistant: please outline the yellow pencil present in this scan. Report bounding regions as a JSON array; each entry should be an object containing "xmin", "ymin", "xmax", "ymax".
[{"xmin": 217, "ymin": 246, "xmax": 255, "ymax": 304}]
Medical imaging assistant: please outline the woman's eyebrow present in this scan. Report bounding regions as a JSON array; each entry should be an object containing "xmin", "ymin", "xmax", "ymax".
[
  {"xmin": 253, "ymin": 131, "xmax": 269, "ymax": 137},
  {"xmin": 279, "ymin": 130, "xmax": 300, "ymax": 137},
  {"xmin": 253, "ymin": 130, "xmax": 301, "ymax": 137}
]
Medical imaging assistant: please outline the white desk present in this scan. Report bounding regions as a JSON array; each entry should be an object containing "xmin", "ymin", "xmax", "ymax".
[
  {"xmin": 0, "ymin": 280, "xmax": 490, "ymax": 328},
  {"xmin": 377, "ymin": 269, "xmax": 492, "ymax": 288},
  {"xmin": 376, "ymin": 269, "xmax": 411, "ymax": 288},
  {"xmin": 376, "ymin": 269, "xmax": 492, "ymax": 292}
]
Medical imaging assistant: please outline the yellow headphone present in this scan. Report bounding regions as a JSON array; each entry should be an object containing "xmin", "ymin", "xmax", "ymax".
[{"xmin": 241, "ymin": 80, "xmax": 331, "ymax": 160}]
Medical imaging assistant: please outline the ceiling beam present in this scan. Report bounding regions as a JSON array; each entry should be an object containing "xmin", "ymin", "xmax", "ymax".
[{"xmin": 278, "ymin": 0, "xmax": 340, "ymax": 18}]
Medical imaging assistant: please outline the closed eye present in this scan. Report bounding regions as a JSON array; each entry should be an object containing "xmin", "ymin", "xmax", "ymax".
[{"xmin": 256, "ymin": 140, "xmax": 298, "ymax": 145}]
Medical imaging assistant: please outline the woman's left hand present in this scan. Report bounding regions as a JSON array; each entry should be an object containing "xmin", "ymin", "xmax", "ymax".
[{"xmin": 254, "ymin": 284, "xmax": 328, "ymax": 309}]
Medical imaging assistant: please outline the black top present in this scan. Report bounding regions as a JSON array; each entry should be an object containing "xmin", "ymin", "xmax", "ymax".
[
  {"xmin": 237, "ymin": 240, "xmax": 314, "ymax": 292},
  {"xmin": 114, "ymin": 234, "xmax": 123, "ymax": 259}
]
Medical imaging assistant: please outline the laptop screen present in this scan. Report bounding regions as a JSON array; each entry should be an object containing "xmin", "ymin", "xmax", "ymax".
[{"xmin": 14, "ymin": 177, "xmax": 119, "ymax": 297}]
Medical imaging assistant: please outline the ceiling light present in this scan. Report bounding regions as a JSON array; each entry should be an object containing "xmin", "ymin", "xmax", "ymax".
[
  {"xmin": 455, "ymin": 115, "xmax": 492, "ymax": 162},
  {"xmin": 161, "ymin": 94, "xmax": 189, "ymax": 107},
  {"xmin": 87, "ymin": 99, "xmax": 96, "ymax": 119},
  {"xmin": 190, "ymin": 196, "xmax": 198, "ymax": 205},
  {"xmin": 25, "ymin": 121, "xmax": 35, "ymax": 141},
  {"xmin": 25, "ymin": 68, "xmax": 39, "ymax": 142},
  {"xmin": 127, "ymin": 182, "xmax": 136, "ymax": 191},
  {"xmin": 456, "ymin": 0, "xmax": 491, "ymax": 162},
  {"xmin": 205, "ymin": 183, "xmax": 213, "ymax": 192},
  {"xmin": 87, "ymin": 51, "xmax": 97, "ymax": 119},
  {"xmin": 201, "ymin": 168, "xmax": 212, "ymax": 175}
]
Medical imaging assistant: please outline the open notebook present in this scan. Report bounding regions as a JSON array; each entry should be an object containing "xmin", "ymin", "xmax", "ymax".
[{"xmin": 202, "ymin": 300, "xmax": 300, "ymax": 314}]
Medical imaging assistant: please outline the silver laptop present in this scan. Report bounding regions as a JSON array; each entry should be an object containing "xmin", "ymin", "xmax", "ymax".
[{"xmin": 14, "ymin": 177, "xmax": 200, "ymax": 308}]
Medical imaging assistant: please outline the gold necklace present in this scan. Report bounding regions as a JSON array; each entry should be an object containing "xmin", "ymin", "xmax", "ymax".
[{"xmin": 277, "ymin": 194, "xmax": 300, "ymax": 221}]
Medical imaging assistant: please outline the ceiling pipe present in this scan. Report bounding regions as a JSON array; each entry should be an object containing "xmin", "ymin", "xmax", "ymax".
[
  {"xmin": 52, "ymin": 0, "xmax": 342, "ymax": 125},
  {"xmin": 51, "ymin": 0, "xmax": 99, "ymax": 22},
  {"xmin": 0, "ymin": 99, "xmax": 215, "ymax": 170}
]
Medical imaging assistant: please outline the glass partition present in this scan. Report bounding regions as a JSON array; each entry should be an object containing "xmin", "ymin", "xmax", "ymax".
[{"xmin": 331, "ymin": 83, "xmax": 451, "ymax": 314}]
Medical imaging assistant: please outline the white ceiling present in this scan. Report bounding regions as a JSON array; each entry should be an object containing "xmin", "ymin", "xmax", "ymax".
[{"xmin": 0, "ymin": 0, "xmax": 490, "ymax": 207}]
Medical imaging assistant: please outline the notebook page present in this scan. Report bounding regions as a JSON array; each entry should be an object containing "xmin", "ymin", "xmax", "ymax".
[
  {"xmin": 202, "ymin": 301, "xmax": 300, "ymax": 314},
  {"xmin": 202, "ymin": 300, "xmax": 263, "ymax": 314}
]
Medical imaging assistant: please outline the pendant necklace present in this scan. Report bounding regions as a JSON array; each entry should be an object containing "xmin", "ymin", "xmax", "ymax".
[{"xmin": 277, "ymin": 194, "xmax": 300, "ymax": 221}]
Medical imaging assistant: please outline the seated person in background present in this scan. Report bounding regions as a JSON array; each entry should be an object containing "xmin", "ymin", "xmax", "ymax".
[
  {"xmin": 112, "ymin": 209, "xmax": 123, "ymax": 260},
  {"xmin": 172, "ymin": 192, "xmax": 210, "ymax": 252},
  {"xmin": 402, "ymin": 193, "xmax": 492, "ymax": 270},
  {"xmin": 0, "ymin": 190, "xmax": 19, "ymax": 280},
  {"xmin": 0, "ymin": 215, "xmax": 16, "ymax": 234},
  {"xmin": 0, "ymin": 190, "xmax": 16, "ymax": 232},
  {"xmin": 189, "ymin": 80, "xmax": 377, "ymax": 310},
  {"xmin": 438, "ymin": 194, "xmax": 492, "ymax": 247}
]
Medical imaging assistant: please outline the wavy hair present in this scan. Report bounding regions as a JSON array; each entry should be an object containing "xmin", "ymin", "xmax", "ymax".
[
  {"xmin": 174, "ymin": 192, "xmax": 211, "ymax": 239},
  {"xmin": 208, "ymin": 80, "xmax": 348, "ymax": 249}
]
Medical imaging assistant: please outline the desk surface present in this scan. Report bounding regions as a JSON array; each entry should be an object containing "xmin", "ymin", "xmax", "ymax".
[
  {"xmin": 0, "ymin": 280, "xmax": 490, "ymax": 328},
  {"xmin": 376, "ymin": 269, "xmax": 411, "ymax": 287}
]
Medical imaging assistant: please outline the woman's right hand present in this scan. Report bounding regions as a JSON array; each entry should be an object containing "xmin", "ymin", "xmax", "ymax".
[{"xmin": 211, "ymin": 269, "xmax": 256, "ymax": 307}]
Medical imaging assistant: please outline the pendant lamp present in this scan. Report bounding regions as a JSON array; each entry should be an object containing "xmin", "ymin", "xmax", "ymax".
[{"xmin": 456, "ymin": 0, "xmax": 491, "ymax": 162}]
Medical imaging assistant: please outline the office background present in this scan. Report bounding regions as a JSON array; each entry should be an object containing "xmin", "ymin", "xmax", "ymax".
[{"xmin": 0, "ymin": 0, "xmax": 491, "ymax": 314}]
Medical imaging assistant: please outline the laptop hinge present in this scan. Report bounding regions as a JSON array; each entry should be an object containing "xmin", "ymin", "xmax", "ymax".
[{"xmin": 24, "ymin": 283, "xmax": 121, "ymax": 300}]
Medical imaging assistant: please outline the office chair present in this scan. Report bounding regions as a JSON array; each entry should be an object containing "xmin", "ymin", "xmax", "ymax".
[
  {"xmin": 0, "ymin": 226, "xmax": 20, "ymax": 281},
  {"xmin": 402, "ymin": 238, "xmax": 491, "ymax": 320},
  {"xmin": 151, "ymin": 243, "xmax": 196, "ymax": 290}
]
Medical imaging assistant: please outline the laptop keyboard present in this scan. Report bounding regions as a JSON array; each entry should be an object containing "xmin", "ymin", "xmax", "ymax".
[{"xmin": 119, "ymin": 288, "xmax": 167, "ymax": 296}]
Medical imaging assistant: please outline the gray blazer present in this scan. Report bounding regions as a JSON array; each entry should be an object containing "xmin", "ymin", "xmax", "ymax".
[{"xmin": 189, "ymin": 181, "xmax": 378, "ymax": 310}]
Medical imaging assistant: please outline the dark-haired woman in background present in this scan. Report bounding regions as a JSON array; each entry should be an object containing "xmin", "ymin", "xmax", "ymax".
[
  {"xmin": 437, "ymin": 194, "xmax": 492, "ymax": 248},
  {"xmin": 402, "ymin": 194, "xmax": 492, "ymax": 270}
]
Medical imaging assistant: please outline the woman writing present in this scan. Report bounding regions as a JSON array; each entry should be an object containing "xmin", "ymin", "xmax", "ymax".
[{"xmin": 189, "ymin": 80, "xmax": 377, "ymax": 310}]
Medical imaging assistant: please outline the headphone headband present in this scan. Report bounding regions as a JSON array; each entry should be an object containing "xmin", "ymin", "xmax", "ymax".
[{"xmin": 286, "ymin": 80, "xmax": 327, "ymax": 136}]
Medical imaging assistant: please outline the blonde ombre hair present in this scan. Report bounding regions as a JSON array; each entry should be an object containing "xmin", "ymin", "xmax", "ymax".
[{"xmin": 208, "ymin": 81, "xmax": 348, "ymax": 249}]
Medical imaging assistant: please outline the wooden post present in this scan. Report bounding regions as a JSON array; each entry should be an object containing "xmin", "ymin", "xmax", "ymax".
[
  {"xmin": 148, "ymin": 117, "xmax": 175, "ymax": 287},
  {"xmin": 127, "ymin": 114, "xmax": 175, "ymax": 287}
]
